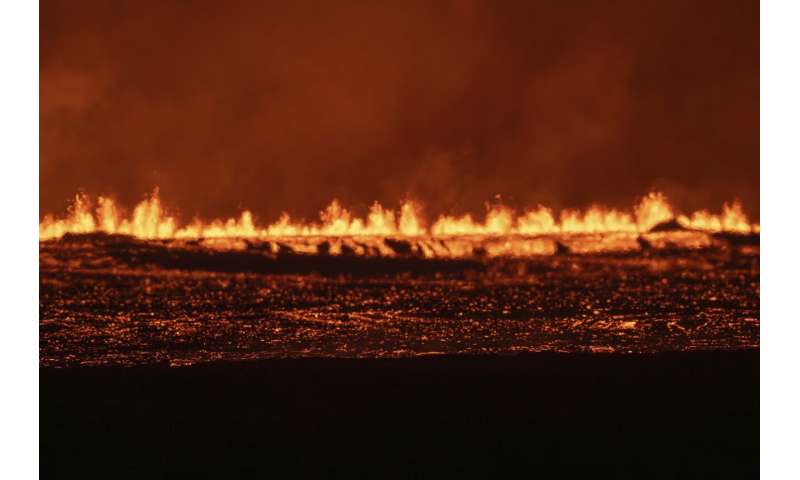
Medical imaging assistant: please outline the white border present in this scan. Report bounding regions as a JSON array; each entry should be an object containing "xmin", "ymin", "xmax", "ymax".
[
  {"xmin": 761, "ymin": 1, "xmax": 800, "ymax": 478},
  {"xmin": 0, "ymin": 2, "xmax": 39, "ymax": 478}
]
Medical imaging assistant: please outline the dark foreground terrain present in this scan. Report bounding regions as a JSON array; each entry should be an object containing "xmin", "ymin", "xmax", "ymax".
[
  {"xmin": 41, "ymin": 350, "xmax": 758, "ymax": 478},
  {"xmin": 40, "ymin": 232, "xmax": 759, "ymax": 477}
]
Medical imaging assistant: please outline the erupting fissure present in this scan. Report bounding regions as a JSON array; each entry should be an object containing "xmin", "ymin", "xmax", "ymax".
[{"xmin": 39, "ymin": 190, "xmax": 757, "ymax": 241}]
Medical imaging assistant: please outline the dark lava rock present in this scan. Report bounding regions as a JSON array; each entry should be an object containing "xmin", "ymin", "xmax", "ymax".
[
  {"xmin": 58, "ymin": 232, "xmax": 136, "ymax": 244},
  {"xmin": 472, "ymin": 246, "xmax": 488, "ymax": 258},
  {"xmin": 384, "ymin": 238, "xmax": 414, "ymax": 256},
  {"xmin": 317, "ymin": 241, "xmax": 331, "ymax": 255},
  {"xmin": 340, "ymin": 243, "xmax": 357, "ymax": 256},
  {"xmin": 713, "ymin": 232, "xmax": 760, "ymax": 246},
  {"xmin": 648, "ymin": 219, "xmax": 688, "ymax": 233},
  {"xmin": 276, "ymin": 243, "xmax": 295, "ymax": 255}
]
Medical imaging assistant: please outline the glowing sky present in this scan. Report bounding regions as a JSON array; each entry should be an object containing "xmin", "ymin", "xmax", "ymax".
[{"xmin": 40, "ymin": 0, "xmax": 759, "ymax": 221}]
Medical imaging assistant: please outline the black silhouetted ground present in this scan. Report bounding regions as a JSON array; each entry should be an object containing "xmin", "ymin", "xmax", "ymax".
[{"xmin": 40, "ymin": 351, "xmax": 758, "ymax": 478}]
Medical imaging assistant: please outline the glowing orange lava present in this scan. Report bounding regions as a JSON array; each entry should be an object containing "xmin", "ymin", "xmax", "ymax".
[{"xmin": 39, "ymin": 190, "xmax": 758, "ymax": 241}]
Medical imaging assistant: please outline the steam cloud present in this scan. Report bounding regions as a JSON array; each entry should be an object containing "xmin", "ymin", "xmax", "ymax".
[{"xmin": 40, "ymin": 0, "xmax": 759, "ymax": 222}]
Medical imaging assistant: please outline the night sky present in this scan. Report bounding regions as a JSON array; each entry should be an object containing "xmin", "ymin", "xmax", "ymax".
[{"xmin": 40, "ymin": 0, "xmax": 759, "ymax": 222}]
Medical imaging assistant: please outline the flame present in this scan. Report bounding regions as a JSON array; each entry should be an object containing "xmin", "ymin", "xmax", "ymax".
[
  {"xmin": 676, "ymin": 202, "xmax": 753, "ymax": 234},
  {"xmin": 39, "ymin": 189, "xmax": 758, "ymax": 241}
]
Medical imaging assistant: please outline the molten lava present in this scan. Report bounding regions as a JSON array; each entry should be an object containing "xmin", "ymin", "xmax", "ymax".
[{"xmin": 39, "ymin": 190, "xmax": 757, "ymax": 241}]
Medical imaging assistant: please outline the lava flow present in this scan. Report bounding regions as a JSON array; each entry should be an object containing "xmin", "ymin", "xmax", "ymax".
[{"xmin": 40, "ymin": 190, "xmax": 758, "ymax": 242}]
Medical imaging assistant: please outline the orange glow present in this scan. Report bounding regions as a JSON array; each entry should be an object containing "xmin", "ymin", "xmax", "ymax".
[
  {"xmin": 676, "ymin": 202, "xmax": 753, "ymax": 234},
  {"xmin": 39, "ymin": 189, "xmax": 758, "ymax": 241}
]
